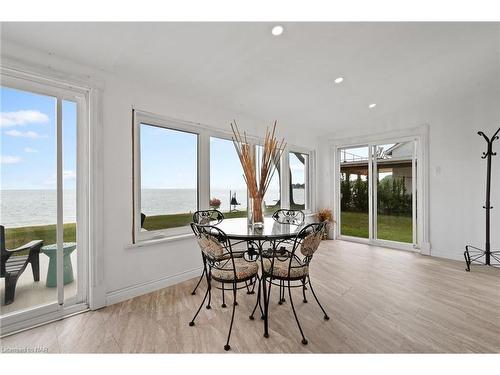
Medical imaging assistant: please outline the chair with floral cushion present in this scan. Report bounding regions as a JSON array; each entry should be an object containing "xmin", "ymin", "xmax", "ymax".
[
  {"xmin": 190, "ymin": 209, "xmax": 225, "ymax": 296},
  {"xmin": 189, "ymin": 222, "xmax": 259, "ymax": 351},
  {"xmin": 271, "ymin": 209, "xmax": 305, "ymax": 305},
  {"xmin": 258, "ymin": 221, "xmax": 329, "ymax": 345}
]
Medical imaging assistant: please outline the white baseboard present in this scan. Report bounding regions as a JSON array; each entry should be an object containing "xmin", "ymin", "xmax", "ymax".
[
  {"xmin": 105, "ymin": 267, "xmax": 203, "ymax": 306},
  {"xmin": 429, "ymin": 251, "xmax": 465, "ymax": 262}
]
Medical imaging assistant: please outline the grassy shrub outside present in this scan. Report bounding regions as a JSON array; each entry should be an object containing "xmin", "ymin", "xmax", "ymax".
[{"xmin": 340, "ymin": 211, "xmax": 413, "ymax": 243}]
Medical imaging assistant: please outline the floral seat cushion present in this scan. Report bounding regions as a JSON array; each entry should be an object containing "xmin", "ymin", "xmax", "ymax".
[
  {"xmin": 262, "ymin": 257, "xmax": 309, "ymax": 278},
  {"xmin": 211, "ymin": 258, "xmax": 259, "ymax": 281}
]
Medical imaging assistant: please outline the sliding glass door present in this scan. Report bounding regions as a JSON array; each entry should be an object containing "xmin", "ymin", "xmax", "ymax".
[
  {"xmin": 338, "ymin": 139, "xmax": 418, "ymax": 247},
  {"xmin": 0, "ymin": 73, "xmax": 88, "ymax": 333},
  {"xmin": 340, "ymin": 146, "xmax": 370, "ymax": 238},
  {"xmin": 373, "ymin": 142, "xmax": 415, "ymax": 244}
]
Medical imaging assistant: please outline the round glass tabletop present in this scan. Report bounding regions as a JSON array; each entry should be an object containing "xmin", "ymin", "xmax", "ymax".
[{"xmin": 214, "ymin": 217, "xmax": 311, "ymax": 240}]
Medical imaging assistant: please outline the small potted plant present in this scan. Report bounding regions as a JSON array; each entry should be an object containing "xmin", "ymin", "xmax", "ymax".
[
  {"xmin": 317, "ymin": 208, "xmax": 335, "ymax": 240},
  {"xmin": 209, "ymin": 197, "xmax": 221, "ymax": 209}
]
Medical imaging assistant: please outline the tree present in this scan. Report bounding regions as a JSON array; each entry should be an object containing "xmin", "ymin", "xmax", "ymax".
[
  {"xmin": 377, "ymin": 176, "xmax": 412, "ymax": 215},
  {"xmin": 340, "ymin": 172, "xmax": 352, "ymax": 210},
  {"xmin": 352, "ymin": 175, "xmax": 368, "ymax": 212}
]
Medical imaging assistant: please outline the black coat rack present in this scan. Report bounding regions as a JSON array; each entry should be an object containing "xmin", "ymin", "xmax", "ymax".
[{"xmin": 464, "ymin": 127, "xmax": 500, "ymax": 271}]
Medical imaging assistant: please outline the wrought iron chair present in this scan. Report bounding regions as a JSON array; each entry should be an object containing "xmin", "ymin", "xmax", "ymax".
[
  {"xmin": 272, "ymin": 209, "xmax": 305, "ymax": 225},
  {"xmin": 0, "ymin": 225, "xmax": 43, "ymax": 305},
  {"xmin": 192, "ymin": 209, "xmax": 224, "ymax": 226},
  {"xmin": 258, "ymin": 221, "xmax": 329, "ymax": 345},
  {"xmin": 271, "ymin": 209, "xmax": 305, "ymax": 305},
  {"xmin": 190, "ymin": 209, "xmax": 224, "ymax": 295},
  {"xmin": 189, "ymin": 223, "xmax": 259, "ymax": 351}
]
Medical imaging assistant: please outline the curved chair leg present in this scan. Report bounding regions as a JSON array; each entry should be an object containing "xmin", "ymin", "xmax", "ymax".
[
  {"xmin": 224, "ymin": 283, "xmax": 237, "ymax": 351},
  {"xmin": 246, "ymin": 280, "xmax": 255, "ymax": 295},
  {"xmin": 189, "ymin": 286, "xmax": 210, "ymax": 326},
  {"xmin": 278, "ymin": 281, "xmax": 283, "ymax": 305},
  {"xmin": 249, "ymin": 277, "xmax": 261, "ymax": 320},
  {"xmin": 205, "ymin": 273, "xmax": 212, "ymax": 310},
  {"xmin": 302, "ymin": 278, "xmax": 308, "ymax": 303},
  {"xmin": 221, "ymin": 282, "xmax": 226, "ymax": 308},
  {"xmin": 249, "ymin": 278, "xmax": 257, "ymax": 294},
  {"xmin": 191, "ymin": 268, "xmax": 206, "ymax": 295},
  {"xmin": 281, "ymin": 280, "xmax": 287, "ymax": 304},
  {"xmin": 263, "ymin": 277, "xmax": 273, "ymax": 338},
  {"xmin": 287, "ymin": 279, "xmax": 308, "ymax": 345},
  {"xmin": 307, "ymin": 276, "xmax": 329, "ymax": 320},
  {"xmin": 258, "ymin": 280, "xmax": 264, "ymax": 318}
]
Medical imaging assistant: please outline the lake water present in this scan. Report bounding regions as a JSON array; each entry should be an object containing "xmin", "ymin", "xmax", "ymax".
[{"xmin": 1, "ymin": 188, "xmax": 304, "ymax": 228}]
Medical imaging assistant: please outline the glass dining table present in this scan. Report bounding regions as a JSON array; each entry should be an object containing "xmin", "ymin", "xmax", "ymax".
[{"xmin": 209, "ymin": 216, "xmax": 313, "ymax": 338}]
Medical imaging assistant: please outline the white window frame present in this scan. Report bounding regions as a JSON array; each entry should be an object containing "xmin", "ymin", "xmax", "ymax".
[
  {"xmin": 288, "ymin": 148, "xmax": 314, "ymax": 213},
  {"xmin": 132, "ymin": 109, "xmax": 316, "ymax": 244},
  {"xmin": 133, "ymin": 110, "xmax": 203, "ymax": 241},
  {"xmin": 330, "ymin": 125, "xmax": 430, "ymax": 254}
]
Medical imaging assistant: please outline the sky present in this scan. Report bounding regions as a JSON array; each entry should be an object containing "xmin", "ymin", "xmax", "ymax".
[
  {"xmin": 1, "ymin": 85, "xmax": 305, "ymax": 192},
  {"xmin": 141, "ymin": 126, "xmax": 306, "ymax": 191},
  {"xmin": 0, "ymin": 86, "xmax": 77, "ymax": 190}
]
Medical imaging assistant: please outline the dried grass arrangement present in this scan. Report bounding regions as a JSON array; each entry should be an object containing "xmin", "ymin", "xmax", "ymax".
[
  {"xmin": 317, "ymin": 208, "xmax": 334, "ymax": 223},
  {"xmin": 231, "ymin": 120, "xmax": 286, "ymax": 225},
  {"xmin": 317, "ymin": 208, "xmax": 335, "ymax": 239}
]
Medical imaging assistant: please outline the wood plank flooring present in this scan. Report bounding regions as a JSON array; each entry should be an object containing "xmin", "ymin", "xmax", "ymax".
[{"xmin": 1, "ymin": 240, "xmax": 500, "ymax": 353}]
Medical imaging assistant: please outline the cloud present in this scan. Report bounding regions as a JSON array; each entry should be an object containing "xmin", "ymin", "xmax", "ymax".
[
  {"xmin": 24, "ymin": 147, "xmax": 38, "ymax": 153},
  {"xmin": 63, "ymin": 170, "xmax": 76, "ymax": 180},
  {"xmin": 0, "ymin": 155, "xmax": 22, "ymax": 164},
  {"xmin": 5, "ymin": 129, "xmax": 44, "ymax": 139},
  {"xmin": 0, "ymin": 110, "xmax": 49, "ymax": 128},
  {"xmin": 43, "ymin": 170, "xmax": 76, "ymax": 186}
]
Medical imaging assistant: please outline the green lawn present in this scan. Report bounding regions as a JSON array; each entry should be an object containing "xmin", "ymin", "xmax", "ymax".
[
  {"xmin": 5, "ymin": 223, "xmax": 76, "ymax": 250},
  {"xmin": 340, "ymin": 211, "xmax": 413, "ymax": 243},
  {"xmin": 143, "ymin": 210, "xmax": 248, "ymax": 231}
]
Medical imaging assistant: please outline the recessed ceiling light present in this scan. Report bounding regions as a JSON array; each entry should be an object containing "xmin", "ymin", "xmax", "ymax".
[
  {"xmin": 334, "ymin": 77, "xmax": 344, "ymax": 84},
  {"xmin": 271, "ymin": 25, "xmax": 284, "ymax": 36},
  {"xmin": 369, "ymin": 103, "xmax": 377, "ymax": 109}
]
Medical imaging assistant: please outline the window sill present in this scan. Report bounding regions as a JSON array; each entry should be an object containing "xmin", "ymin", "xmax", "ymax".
[{"xmin": 127, "ymin": 233, "xmax": 194, "ymax": 249}]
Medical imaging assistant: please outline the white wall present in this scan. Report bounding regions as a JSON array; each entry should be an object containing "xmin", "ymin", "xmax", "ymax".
[{"xmin": 317, "ymin": 76, "xmax": 500, "ymax": 261}]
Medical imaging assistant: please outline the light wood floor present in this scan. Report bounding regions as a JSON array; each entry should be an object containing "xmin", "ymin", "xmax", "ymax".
[{"xmin": 1, "ymin": 240, "xmax": 500, "ymax": 353}]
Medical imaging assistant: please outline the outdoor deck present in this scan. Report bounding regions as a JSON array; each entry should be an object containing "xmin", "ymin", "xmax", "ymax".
[{"xmin": 0, "ymin": 251, "xmax": 78, "ymax": 316}]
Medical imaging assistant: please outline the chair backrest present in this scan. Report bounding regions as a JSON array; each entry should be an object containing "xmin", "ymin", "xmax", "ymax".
[
  {"xmin": 272, "ymin": 209, "xmax": 305, "ymax": 225},
  {"xmin": 1, "ymin": 225, "xmax": 7, "ymax": 276},
  {"xmin": 297, "ymin": 221, "xmax": 326, "ymax": 258},
  {"xmin": 263, "ymin": 221, "xmax": 326, "ymax": 280},
  {"xmin": 192, "ymin": 209, "xmax": 224, "ymax": 225},
  {"xmin": 190, "ymin": 222, "xmax": 238, "ymax": 278},
  {"xmin": 140, "ymin": 213, "xmax": 146, "ymax": 228}
]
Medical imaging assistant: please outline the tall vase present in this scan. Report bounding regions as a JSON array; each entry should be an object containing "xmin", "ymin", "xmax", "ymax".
[{"xmin": 248, "ymin": 196, "xmax": 264, "ymax": 228}]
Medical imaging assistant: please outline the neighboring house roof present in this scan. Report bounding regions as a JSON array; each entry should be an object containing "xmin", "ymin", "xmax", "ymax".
[{"xmin": 384, "ymin": 143, "xmax": 401, "ymax": 156}]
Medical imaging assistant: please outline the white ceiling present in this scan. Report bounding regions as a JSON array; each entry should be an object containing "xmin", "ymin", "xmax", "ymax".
[{"xmin": 1, "ymin": 22, "xmax": 499, "ymax": 134}]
